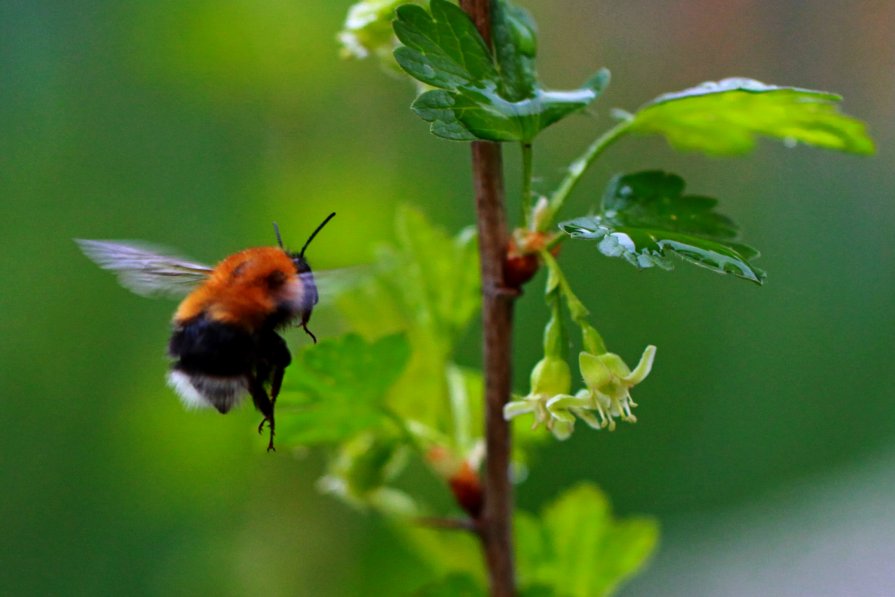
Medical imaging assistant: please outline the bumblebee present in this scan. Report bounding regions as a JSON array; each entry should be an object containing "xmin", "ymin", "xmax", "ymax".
[{"xmin": 78, "ymin": 213, "xmax": 336, "ymax": 451}]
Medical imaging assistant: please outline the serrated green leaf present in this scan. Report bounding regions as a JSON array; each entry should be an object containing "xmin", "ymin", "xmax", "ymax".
[
  {"xmin": 560, "ymin": 171, "xmax": 767, "ymax": 284},
  {"xmin": 493, "ymin": 0, "xmax": 538, "ymax": 101},
  {"xmin": 393, "ymin": 1, "xmax": 497, "ymax": 90},
  {"xmin": 516, "ymin": 483, "xmax": 659, "ymax": 597},
  {"xmin": 411, "ymin": 73, "xmax": 610, "ymax": 142},
  {"xmin": 285, "ymin": 333, "xmax": 409, "ymax": 398},
  {"xmin": 337, "ymin": 206, "xmax": 479, "ymax": 346},
  {"xmin": 394, "ymin": 0, "xmax": 610, "ymax": 141},
  {"xmin": 276, "ymin": 333, "xmax": 410, "ymax": 445},
  {"xmin": 335, "ymin": 206, "xmax": 480, "ymax": 441},
  {"xmin": 600, "ymin": 170, "xmax": 737, "ymax": 238},
  {"xmin": 410, "ymin": 90, "xmax": 479, "ymax": 140},
  {"xmin": 629, "ymin": 77, "xmax": 875, "ymax": 155},
  {"xmin": 389, "ymin": 205, "xmax": 481, "ymax": 344},
  {"xmin": 273, "ymin": 402, "xmax": 385, "ymax": 446}
]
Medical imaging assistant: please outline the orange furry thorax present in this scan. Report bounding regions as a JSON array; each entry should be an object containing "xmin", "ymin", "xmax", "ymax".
[{"xmin": 173, "ymin": 247, "xmax": 300, "ymax": 330}]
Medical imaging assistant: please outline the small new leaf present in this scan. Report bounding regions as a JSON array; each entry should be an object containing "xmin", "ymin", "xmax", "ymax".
[
  {"xmin": 393, "ymin": 0, "xmax": 609, "ymax": 141},
  {"xmin": 629, "ymin": 78, "xmax": 875, "ymax": 155},
  {"xmin": 516, "ymin": 483, "xmax": 659, "ymax": 597},
  {"xmin": 560, "ymin": 171, "xmax": 766, "ymax": 284}
]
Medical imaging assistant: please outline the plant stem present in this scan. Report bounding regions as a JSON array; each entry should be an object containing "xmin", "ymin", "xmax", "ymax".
[
  {"xmin": 472, "ymin": 142, "xmax": 516, "ymax": 596},
  {"xmin": 544, "ymin": 118, "xmax": 632, "ymax": 228},
  {"xmin": 521, "ymin": 142, "xmax": 533, "ymax": 227},
  {"xmin": 459, "ymin": 1, "xmax": 517, "ymax": 595},
  {"xmin": 415, "ymin": 516, "xmax": 478, "ymax": 533}
]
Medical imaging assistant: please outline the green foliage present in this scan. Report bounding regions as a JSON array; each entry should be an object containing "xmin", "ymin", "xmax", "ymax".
[
  {"xmin": 337, "ymin": 205, "xmax": 481, "ymax": 443},
  {"xmin": 269, "ymin": 207, "xmax": 661, "ymax": 596},
  {"xmin": 401, "ymin": 525, "xmax": 485, "ymax": 587},
  {"xmin": 404, "ymin": 483, "xmax": 657, "ymax": 596},
  {"xmin": 627, "ymin": 78, "xmax": 875, "ymax": 155},
  {"xmin": 326, "ymin": 3, "xmax": 876, "ymax": 595},
  {"xmin": 277, "ymin": 333, "xmax": 410, "ymax": 445},
  {"xmin": 516, "ymin": 483, "xmax": 659, "ymax": 597},
  {"xmin": 560, "ymin": 171, "xmax": 766, "ymax": 284},
  {"xmin": 491, "ymin": 0, "xmax": 537, "ymax": 101},
  {"xmin": 414, "ymin": 573, "xmax": 483, "ymax": 596},
  {"xmin": 317, "ymin": 433, "xmax": 417, "ymax": 516},
  {"xmin": 393, "ymin": 0, "xmax": 497, "ymax": 91},
  {"xmin": 393, "ymin": 0, "xmax": 609, "ymax": 141},
  {"xmin": 271, "ymin": 207, "xmax": 490, "ymax": 519}
]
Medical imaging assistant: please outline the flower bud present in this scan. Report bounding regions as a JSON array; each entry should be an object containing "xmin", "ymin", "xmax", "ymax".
[{"xmin": 530, "ymin": 355, "xmax": 572, "ymax": 397}]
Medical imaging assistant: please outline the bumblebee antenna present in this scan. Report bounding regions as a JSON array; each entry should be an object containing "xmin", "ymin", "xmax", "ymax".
[
  {"xmin": 299, "ymin": 212, "xmax": 336, "ymax": 258},
  {"xmin": 272, "ymin": 222, "xmax": 284, "ymax": 249}
]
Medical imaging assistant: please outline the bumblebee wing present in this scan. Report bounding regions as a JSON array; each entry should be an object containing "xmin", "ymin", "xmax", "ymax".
[
  {"xmin": 76, "ymin": 239, "xmax": 213, "ymax": 298},
  {"xmin": 300, "ymin": 266, "xmax": 371, "ymax": 302}
]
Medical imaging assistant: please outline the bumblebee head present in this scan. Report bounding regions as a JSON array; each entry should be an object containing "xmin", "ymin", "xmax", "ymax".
[
  {"xmin": 273, "ymin": 212, "xmax": 335, "ymax": 276},
  {"xmin": 272, "ymin": 213, "xmax": 335, "ymax": 316}
]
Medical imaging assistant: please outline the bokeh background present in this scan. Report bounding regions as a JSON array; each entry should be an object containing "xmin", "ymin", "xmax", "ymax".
[{"xmin": 2, "ymin": 0, "xmax": 893, "ymax": 595}]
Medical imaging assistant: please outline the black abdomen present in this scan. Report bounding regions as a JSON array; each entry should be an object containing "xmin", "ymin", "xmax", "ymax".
[
  {"xmin": 167, "ymin": 314, "xmax": 291, "ymax": 416},
  {"xmin": 168, "ymin": 315, "xmax": 255, "ymax": 376}
]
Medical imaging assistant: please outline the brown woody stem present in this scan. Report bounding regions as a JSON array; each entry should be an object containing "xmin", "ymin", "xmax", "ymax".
[{"xmin": 459, "ymin": 1, "xmax": 517, "ymax": 595}]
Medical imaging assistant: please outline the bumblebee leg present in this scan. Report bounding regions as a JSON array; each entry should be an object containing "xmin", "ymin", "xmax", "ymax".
[
  {"xmin": 264, "ymin": 332, "xmax": 292, "ymax": 401},
  {"xmin": 253, "ymin": 332, "xmax": 292, "ymax": 452},
  {"xmin": 248, "ymin": 374, "xmax": 276, "ymax": 452},
  {"xmin": 270, "ymin": 365, "xmax": 285, "ymax": 402}
]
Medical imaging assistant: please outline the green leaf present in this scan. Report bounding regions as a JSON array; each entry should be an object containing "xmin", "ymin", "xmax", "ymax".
[
  {"xmin": 412, "ymin": 74, "xmax": 610, "ymax": 142},
  {"xmin": 516, "ymin": 483, "xmax": 659, "ymax": 597},
  {"xmin": 335, "ymin": 206, "xmax": 481, "ymax": 442},
  {"xmin": 398, "ymin": 524, "xmax": 485, "ymax": 584},
  {"xmin": 559, "ymin": 170, "xmax": 767, "ymax": 284},
  {"xmin": 628, "ymin": 77, "xmax": 875, "ymax": 155},
  {"xmin": 414, "ymin": 573, "xmax": 484, "ymax": 596},
  {"xmin": 393, "ymin": 0, "xmax": 609, "ymax": 141},
  {"xmin": 446, "ymin": 364, "xmax": 484, "ymax": 454},
  {"xmin": 393, "ymin": 1, "xmax": 497, "ymax": 90},
  {"xmin": 333, "ymin": 434, "xmax": 406, "ymax": 495},
  {"xmin": 492, "ymin": 0, "xmax": 538, "ymax": 101},
  {"xmin": 383, "ymin": 205, "xmax": 480, "ymax": 347},
  {"xmin": 276, "ymin": 333, "xmax": 410, "ymax": 445},
  {"xmin": 317, "ymin": 433, "xmax": 417, "ymax": 516}
]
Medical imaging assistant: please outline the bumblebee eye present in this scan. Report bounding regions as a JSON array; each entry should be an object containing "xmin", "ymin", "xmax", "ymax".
[
  {"xmin": 291, "ymin": 254, "xmax": 312, "ymax": 274},
  {"xmin": 266, "ymin": 270, "xmax": 287, "ymax": 288}
]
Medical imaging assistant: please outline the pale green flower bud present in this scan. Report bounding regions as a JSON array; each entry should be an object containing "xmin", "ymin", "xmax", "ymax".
[{"xmin": 530, "ymin": 355, "xmax": 572, "ymax": 396}]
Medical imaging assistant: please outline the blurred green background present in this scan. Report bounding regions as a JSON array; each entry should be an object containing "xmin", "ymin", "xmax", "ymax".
[{"xmin": 2, "ymin": 0, "xmax": 892, "ymax": 595}]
